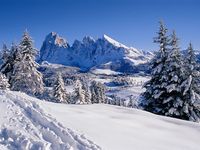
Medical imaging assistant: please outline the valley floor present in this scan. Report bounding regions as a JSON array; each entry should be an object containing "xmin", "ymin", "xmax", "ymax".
[{"xmin": 0, "ymin": 90, "xmax": 200, "ymax": 150}]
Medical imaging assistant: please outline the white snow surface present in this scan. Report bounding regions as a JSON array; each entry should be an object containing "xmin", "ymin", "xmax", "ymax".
[
  {"xmin": 40, "ymin": 100, "xmax": 200, "ymax": 150},
  {"xmin": 1, "ymin": 90, "xmax": 200, "ymax": 150},
  {"xmin": 0, "ymin": 90, "xmax": 101, "ymax": 150},
  {"xmin": 103, "ymin": 34, "xmax": 128, "ymax": 49},
  {"xmin": 90, "ymin": 69, "xmax": 121, "ymax": 75}
]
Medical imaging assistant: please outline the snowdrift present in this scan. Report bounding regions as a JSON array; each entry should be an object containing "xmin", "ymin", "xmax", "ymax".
[
  {"xmin": 39, "ymin": 100, "xmax": 200, "ymax": 150},
  {"xmin": 0, "ymin": 90, "xmax": 200, "ymax": 150},
  {"xmin": 0, "ymin": 91, "xmax": 101, "ymax": 150}
]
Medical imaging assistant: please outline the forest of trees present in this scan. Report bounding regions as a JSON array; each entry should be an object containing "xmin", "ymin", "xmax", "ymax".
[
  {"xmin": 0, "ymin": 31, "xmax": 106, "ymax": 105},
  {"xmin": 0, "ymin": 22, "xmax": 200, "ymax": 122},
  {"xmin": 143, "ymin": 21, "xmax": 200, "ymax": 122}
]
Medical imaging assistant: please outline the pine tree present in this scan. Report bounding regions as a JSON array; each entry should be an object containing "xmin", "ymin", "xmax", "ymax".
[
  {"xmin": 0, "ymin": 43, "xmax": 20, "ymax": 80},
  {"xmin": 81, "ymin": 80, "xmax": 91, "ymax": 104},
  {"xmin": 143, "ymin": 21, "xmax": 171, "ymax": 114},
  {"xmin": 1, "ymin": 44, "xmax": 10, "ymax": 63},
  {"xmin": 53, "ymin": 73, "xmax": 68, "ymax": 103},
  {"xmin": 73, "ymin": 79, "xmax": 86, "ymax": 104},
  {"xmin": 160, "ymin": 31, "xmax": 186, "ymax": 117},
  {"xmin": 0, "ymin": 73, "xmax": 10, "ymax": 90},
  {"xmin": 10, "ymin": 30, "xmax": 44, "ymax": 96},
  {"xmin": 180, "ymin": 43, "xmax": 200, "ymax": 122},
  {"xmin": 90, "ymin": 81, "xmax": 106, "ymax": 104}
]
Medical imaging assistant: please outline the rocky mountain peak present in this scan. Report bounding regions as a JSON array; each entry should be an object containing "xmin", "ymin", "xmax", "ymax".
[
  {"xmin": 102, "ymin": 34, "xmax": 128, "ymax": 48},
  {"xmin": 39, "ymin": 32, "xmax": 154, "ymax": 73},
  {"xmin": 45, "ymin": 32, "xmax": 69, "ymax": 48}
]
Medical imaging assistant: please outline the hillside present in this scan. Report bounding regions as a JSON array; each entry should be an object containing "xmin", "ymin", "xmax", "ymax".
[
  {"xmin": 1, "ymin": 90, "xmax": 200, "ymax": 150},
  {"xmin": 39, "ymin": 102, "xmax": 200, "ymax": 150},
  {"xmin": 0, "ymin": 90, "xmax": 101, "ymax": 150}
]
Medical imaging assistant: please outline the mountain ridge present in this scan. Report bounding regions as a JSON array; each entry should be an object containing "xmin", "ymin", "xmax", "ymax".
[{"xmin": 39, "ymin": 32, "xmax": 154, "ymax": 73}]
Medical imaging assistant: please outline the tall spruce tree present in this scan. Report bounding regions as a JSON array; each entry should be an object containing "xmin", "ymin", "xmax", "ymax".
[
  {"xmin": 90, "ymin": 81, "xmax": 106, "ymax": 104},
  {"xmin": 53, "ymin": 73, "xmax": 68, "ymax": 103},
  {"xmin": 10, "ymin": 30, "xmax": 44, "ymax": 96},
  {"xmin": 180, "ymin": 43, "xmax": 200, "ymax": 122},
  {"xmin": 162, "ymin": 31, "xmax": 185, "ymax": 117},
  {"xmin": 143, "ymin": 21, "xmax": 171, "ymax": 114},
  {"xmin": 81, "ymin": 79, "xmax": 91, "ymax": 104},
  {"xmin": 73, "ymin": 79, "xmax": 86, "ymax": 104},
  {"xmin": 0, "ymin": 43, "xmax": 20, "ymax": 81}
]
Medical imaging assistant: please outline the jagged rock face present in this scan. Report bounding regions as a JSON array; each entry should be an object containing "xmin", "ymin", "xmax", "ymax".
[
  {"xmin": 39, "ymin": 32, "xmax": 154, "ymax": 72},
  {"xmin": 39, "ymin": 32, "xmax": 71, "ymax": 64},
  {"xmin": 70, "ymin": 35, "xmax": 127, "ymax": 69}
]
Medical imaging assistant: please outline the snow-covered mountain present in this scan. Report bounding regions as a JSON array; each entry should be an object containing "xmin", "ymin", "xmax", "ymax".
[
  {"xmin": 39, "ymin": 32, "xmax": 72, "ymax": 65},
  {"xmin": 39, "ymin": 33, "xmax": 154, "ymax": 73}
]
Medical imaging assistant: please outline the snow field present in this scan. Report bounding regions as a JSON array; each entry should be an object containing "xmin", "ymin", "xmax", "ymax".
[
  {"xmin": 0, "ymin": 91, "xmax": 101, "ymax": 150},
  {"xmin": 39, "ymin": 101, "xmax": 200, "ymax": 150}
]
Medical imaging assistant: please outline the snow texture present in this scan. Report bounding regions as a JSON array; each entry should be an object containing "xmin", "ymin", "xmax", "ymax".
[
  {"xmin": 1, "ymin": 90, "xmax": 200, "ymax": 150},
  {"xmin": 0, "ymin": 90, "xmax": 101, "ymax": 150},
  {"xmin": 40, "ymin": 101, "xmax": 200, "ymax": 150}
]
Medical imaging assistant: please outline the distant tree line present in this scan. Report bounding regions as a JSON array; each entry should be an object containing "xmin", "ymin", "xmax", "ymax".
[
  {"xmin": 1, "ymin": 22, "xmax": 200, "ymax": 123},
  {"xmin": 0, "ymin": 31, "xmax": 107, "ymax": 105}
]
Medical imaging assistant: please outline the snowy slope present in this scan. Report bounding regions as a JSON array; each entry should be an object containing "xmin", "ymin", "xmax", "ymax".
[
  {"xmin": 0, "ymin": 91, "xmax": 101, "ymax": 150},
  {"xmin": 39, "ymin": 101, "xmax": 200, "ymax": 150},
  {"xmin": 102, "ymin": 34, "xmax": 128, "ymax": 48},
  {"xmin": 1, "ymin": 90, "xmax": 200, "ymax": 150},
  {"xmin": 39, "ymin": 33, "xmax": 153, "ymax": 73}
]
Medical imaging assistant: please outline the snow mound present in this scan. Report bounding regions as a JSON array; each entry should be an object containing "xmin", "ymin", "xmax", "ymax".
[{"xmin": 0, "ymin": 91, "xmax": 101, "ymax": 150}]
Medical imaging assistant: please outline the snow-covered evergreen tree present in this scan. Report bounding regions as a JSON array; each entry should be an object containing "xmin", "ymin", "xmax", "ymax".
[
  {"xmin": 0, "ymin": 73, "xmax": 10, "ymax": 90},
  {"xmin": 73, "ymin": 79, "xmax": 86, "ymax": 104},
  {"xmin": 81, "ymin": 80, "xmax": 91, "ymax": 104},
  {"xmin": 180, "ymin": 43, "xmax": 200, "ymax": 122},
  {"xmin": 10, "ymin": 30, "xmax": 44, "ymax": 96},
  {"xmin": 143, "ymin": 21, "xmax": 171, "ymax": 113},
  {"xmin": 53, "ymin": 73, "xmax": 68, "ymax": 103},
  {"xmin": 110, "ymin": 94, "xmax": 125, "ymax": 106},
  {"xmin": 142, "ymin": 23, "xmax": 188, "ymax": 118},
  {"xmin": 1, "ymin": 44, "xmax": 10, "ymax": 63},
  {"xmin": 0, "ymin": 43, "xmax": 20, "ymax": 80},
  {"xmin": 160, "ymin": 31, "xmax": 185, "ymax": 117},
  {"xmin": 90, "ymin": 81, "xmax": 106, "ymax": 104}
]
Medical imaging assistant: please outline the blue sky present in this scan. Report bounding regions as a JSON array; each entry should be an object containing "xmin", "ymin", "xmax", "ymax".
[{"xmin": 0, "ymin": 0, "xmax": 199, "ymax": 51}]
